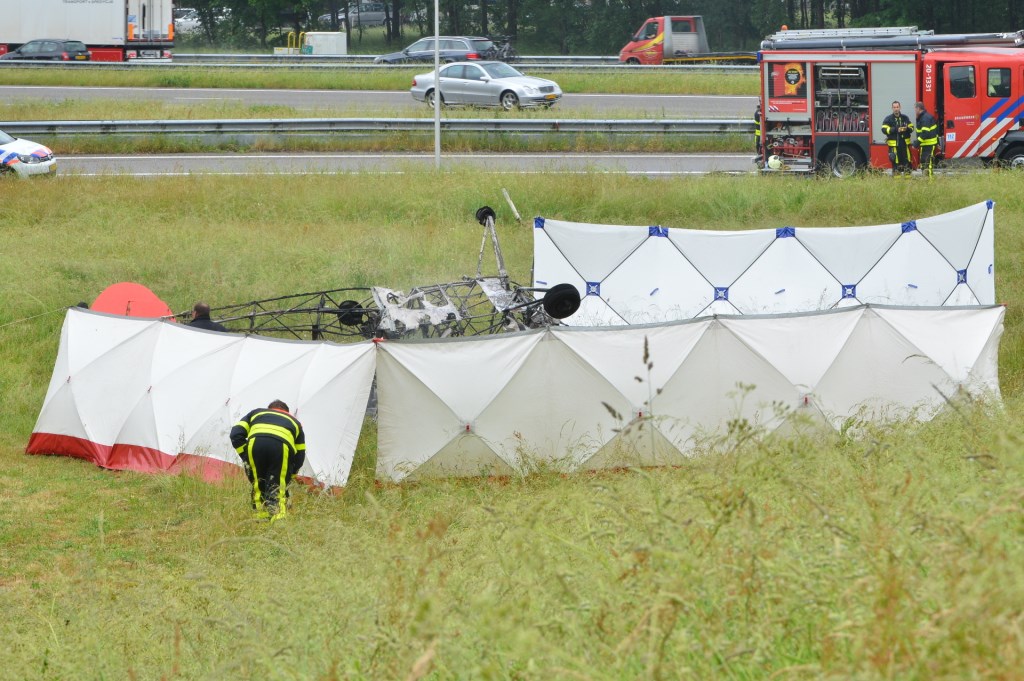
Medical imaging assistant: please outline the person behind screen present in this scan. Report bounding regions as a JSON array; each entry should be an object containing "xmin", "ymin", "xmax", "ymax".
[{"xmin": 188, "ymin": 301, "xmax": 228, "ymax": 332}]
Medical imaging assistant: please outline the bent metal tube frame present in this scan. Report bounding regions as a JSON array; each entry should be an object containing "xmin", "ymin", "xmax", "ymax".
[{"xmin": 179, "ymin": 206, "xmax": 578, "ymax": 341}]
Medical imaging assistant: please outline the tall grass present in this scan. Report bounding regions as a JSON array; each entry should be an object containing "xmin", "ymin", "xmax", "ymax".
[{"xmin": 2, "ymin": 173, "xmax": 1023, "ymax": 679}]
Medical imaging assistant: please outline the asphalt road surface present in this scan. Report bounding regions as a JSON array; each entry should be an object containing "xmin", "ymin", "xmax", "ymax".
[
  {"xmin": 1, "ymin": 85, "xmax": 756, "ymax": 117},
  {"xmin": 56, "ymin": 152, "xmax": 759, "ymax": 176}
]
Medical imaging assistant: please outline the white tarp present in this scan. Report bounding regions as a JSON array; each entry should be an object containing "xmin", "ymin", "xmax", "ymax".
[
  {"xmin": 375, "ymin": 305, "xmax": 1003, "ymax": 482},
  {"xmin": 533, "ymin": 201, "xmax": 996, "ymax": 325},
  {"xmin": 27, "ymin": 308, "xmax": 376, "ymax": 487}
]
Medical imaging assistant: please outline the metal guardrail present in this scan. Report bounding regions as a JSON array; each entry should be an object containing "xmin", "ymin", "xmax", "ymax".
[
  {"xmin": 173, "ymin": 53, "xmax": 757, "ymax": 69},
  {"xmin": 0, "ymin": 58, "xmax": 756, "ymax": 72},
  {"xmin": 3, "ymin": 118, "xmax": 755, "ymax": 135},
  {"xmin": 174, "ymin": 53, "xmax": 618, "ymax": 64}
]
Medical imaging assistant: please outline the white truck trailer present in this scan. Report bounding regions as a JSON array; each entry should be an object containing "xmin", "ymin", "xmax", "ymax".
[{"xmin": 0, "ymin": 0, "xmax": 174, "ymax": 62}]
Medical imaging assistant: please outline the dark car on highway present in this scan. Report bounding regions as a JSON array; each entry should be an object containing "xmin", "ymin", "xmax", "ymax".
[
  {"xmin": 373, "ymin": 36, "xmax": 494, "ymax": 64},
  {"xmin": 0, "ymin": 39, "xmax": 91, "ymax": 61}
]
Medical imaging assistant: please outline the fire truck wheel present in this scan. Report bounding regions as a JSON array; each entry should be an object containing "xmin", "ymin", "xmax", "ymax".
[
  {"xmin": 998, "ymin": 146, "xmax": 1024, "ymax": 170},
  {"xmin": 823, "ymin": 147, "xmax": 864, "ymax": 179},
  {"xmin": 625, "ymin": 58, "xmax": 641, "ymax": 65}
]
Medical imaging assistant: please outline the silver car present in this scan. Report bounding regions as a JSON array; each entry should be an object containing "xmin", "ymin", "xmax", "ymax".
[{"xmin": 410, "ymin": 61, "xmax": 562, "ymax": 109}]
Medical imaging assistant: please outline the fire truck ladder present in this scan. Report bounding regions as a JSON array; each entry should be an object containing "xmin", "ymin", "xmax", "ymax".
[
  {"xmin": 761, "ymin": 26, "xmax": 1024, "ymax": 51},
  {"xmin": 766, "ymin": 26, "xmax": 930, "ymax": 40}
]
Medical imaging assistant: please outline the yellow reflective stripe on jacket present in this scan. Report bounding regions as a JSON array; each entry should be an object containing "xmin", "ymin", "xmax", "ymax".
[
  {"xmin": 247, "ymin": 440, "xmax": 264, "ymax": 508},
  {"xmin": 274, "ymin": 411, "xmax": 301, "ymax": 435},
  {"xmin": 249, "ymin": 422, "xmax": 297, "ymax": 448},
  {"xmin": 916, "ymin": 121, "xmax": 939, "ymax": 145},
  {"xmin": 249, "ymin": 410, "xmax": 301, "ymax": 436},
  {"xmin": 276, "ymin": 441, "xmax": 289, "ymax": 518}
]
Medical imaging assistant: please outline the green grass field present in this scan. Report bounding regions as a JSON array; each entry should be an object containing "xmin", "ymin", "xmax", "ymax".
[
  {"xmin": 3, "ymin": 173, "xmax": 1023, "ymax": 679},
  {"xmin": 2, "ymin": 97, "xmax": 751, "ymax": 155}
]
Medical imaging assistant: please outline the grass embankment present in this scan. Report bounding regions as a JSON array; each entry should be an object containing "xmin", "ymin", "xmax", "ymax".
[
  {"xmin": 0, "ymin": 66, "xmax": 759, "ymax": 96},
  {"xmin": 3, "ymin": 173, "xmax": 1022, "ymax": 679},
  {"xmin": 1, "ymin": 97, "xmax": 751, "ymax": 155}
]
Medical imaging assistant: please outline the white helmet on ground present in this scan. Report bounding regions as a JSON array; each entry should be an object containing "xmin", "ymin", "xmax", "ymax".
[{"xmin": 767, "ymin": 155, "xmax": 784, "ymax": 170}]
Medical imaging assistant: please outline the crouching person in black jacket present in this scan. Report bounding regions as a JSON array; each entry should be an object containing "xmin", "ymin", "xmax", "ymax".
[{"xmin": 230, "ymin": 400, "xmax": 306, "ymax": 521}]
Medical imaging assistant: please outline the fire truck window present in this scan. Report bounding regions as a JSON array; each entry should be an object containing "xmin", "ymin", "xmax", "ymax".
[
  {"xmin": 642, "ymin": 23, "xmax": 657, "ymax": 39},
  {"xmin": 988, "ymin": 68, "xmax": 1011, "ymax": 98},
  {"xmin": 949, "ymin": 65, "xmax": 976, "ymax": 99}
]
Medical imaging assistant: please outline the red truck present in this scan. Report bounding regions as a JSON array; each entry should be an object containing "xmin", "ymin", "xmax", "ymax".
[
  {"xmin": 757, "ymin": 25, "xmax": 1024, "ymax": 175},
  {"xmin": 619, "ymin": 16, "xmax": 754, "ymax": 65},
  {"xmin": 1, "ymin": 0, "xmax": 173, "ymax": 62}
]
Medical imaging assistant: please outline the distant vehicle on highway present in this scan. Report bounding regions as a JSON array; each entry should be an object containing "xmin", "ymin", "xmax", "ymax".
[
  {"xmin": 374, "ymin": 35, "xmax": 494, "ymax": 64},
  {"xmin": 318, "ymin": 2, "xmax": 387, "ymax": 28},
  {"xmin": 0, "ymin": 129, "xmax": 57, "ymax": 177},
  {"xmin": 1, "ymin": 1, "xmax": 171, "ymax": 62},
  {"xmin": 173, "ymin": 8, "xmax": 201, "ymax": 33},
  {"xmin": 0, "ymin": 39, "xmax": 90, "ymax": 61},
  {"xmin": 411, "ymin": 61, "xmax": 562, "ymax": 109}
]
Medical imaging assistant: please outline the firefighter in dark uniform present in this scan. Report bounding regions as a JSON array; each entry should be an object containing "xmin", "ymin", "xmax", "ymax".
[
  {"xmin": 913, "ymin": 101, "xmax": 940, "ymax": 177},
  {"xmin": 754, "ymin": 103, "xmax": 763, "ymax": 162},
  {"xmin": 881, "ymin": 100, "xmax": 913, "ymax": 176},
  {"xmin": 230, "ymin": 399, "xmax": 306, "ymax": 520}
]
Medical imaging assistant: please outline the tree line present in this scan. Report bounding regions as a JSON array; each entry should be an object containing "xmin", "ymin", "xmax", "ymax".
[{"xmin": 183, "ymin": 0, "xmax": 1024, "ymax": 54}]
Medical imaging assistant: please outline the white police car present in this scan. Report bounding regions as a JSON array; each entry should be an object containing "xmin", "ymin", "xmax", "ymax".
[{"xmin": 0, "ymin": 129, "xmax": 57, "ymax": 177}]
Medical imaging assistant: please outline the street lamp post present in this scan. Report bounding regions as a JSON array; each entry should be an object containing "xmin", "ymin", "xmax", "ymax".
[{"xmin": 433, "ymin": 0, "xmax": 440, "ymax": 169}]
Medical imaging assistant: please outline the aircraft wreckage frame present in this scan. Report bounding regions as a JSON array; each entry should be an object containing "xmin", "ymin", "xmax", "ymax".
[{"xmin": 181, "ymin": 207, "xmax": 581, "ymax": 342}]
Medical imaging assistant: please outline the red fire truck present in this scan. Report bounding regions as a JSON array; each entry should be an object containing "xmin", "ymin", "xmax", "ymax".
[{"xmin": 756, "ymin": 26, "xmax": 1024, "ymax": 176}]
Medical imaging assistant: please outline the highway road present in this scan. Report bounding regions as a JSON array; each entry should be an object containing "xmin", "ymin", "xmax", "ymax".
[
  {"xmin": 0, "ymin": 85, "xmax": 756, "ymax": 117},
  {"xmin": 57, "ymin": 151, "xmax": 759, "ymax": 176},
  {"xmin": 5, "ymin": 85, "xmax": 759, "ymax": 175}
]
